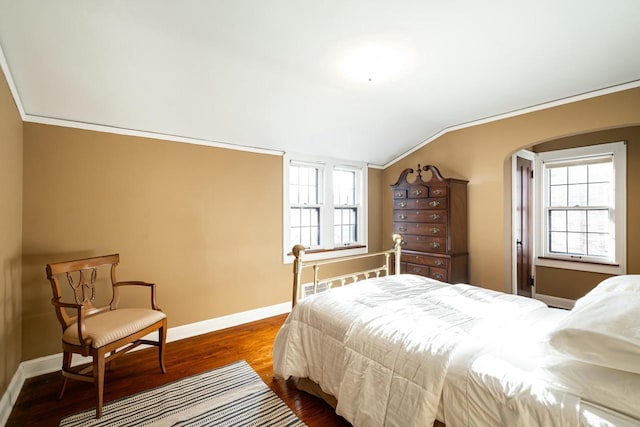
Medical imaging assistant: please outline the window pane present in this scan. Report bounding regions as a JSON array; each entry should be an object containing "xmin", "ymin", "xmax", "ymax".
[
  {"xmin": 549, "ymin": 185, "xmax": 567, "ymax": 207},
  {"xmin": 342, "ymin": 225, "xmax": 350, "ymax": 243},
  {"xmin": 567, "ymin": 184, "xmax": 587, "ymax": 206},
  {"xmin": 290, "ymin": 208, "xmax": 300, "ymax": 226},
  {"xmin": 333, "ymin": 225, "xmax": 341, "ymax": 245},
  {"xmin": 588, "ymin": 183, "xmax": 609, "ymax": 206},
  {"xmin": 567, "ymin": 210, "xmax": 586, "ymax": 232},
  {"xmin": 550, "ymin": 231, "xmax": 567, "ymax": 253},
  {"xmin": 334, "ymin": 170, "xmax": 355, "ymax": 205},
  {"xmin": 587, "ymin": 210, "xmax": 609, "ymax": 233},
  {"xmin": 588, "ymin": 162, "xmax": 611, "ymax": 183},
  {"xmin": 549, "ymin": 210, "xmax": 566, "ymax": 231},
  {"xmin": 334, "ymin": 207, "xmax": 358, "ymax": 246},
  {"xmin": 308, "ymin": 169, "xmax": 319, "ymax": 204},
  {"xmin": 290, "ymin": 186, "xmax": 300, "ymax": 204},
  {"xmin": 549, "ymin": 167, "xmax": 567, "ymax": 185},
  {"xmin": 290, "ymin": 167, "xmax": 299, "ymax": 184},
  {"xmin": 567, "ymin": 232, "xmax": 587, "ymax": 254},
  {"xmin": 588, "ymin": 234, "xmax": 608, "ymax": 256},
  {"xmin": 290, "ymin": 165, "xmax": 320, "ymax": 206},
  {"xmin": 299, "ymin": 168, "xmax": 308, "ymax": 185},
  {"xmin": 290, "ymin": 228, "xmax": 300, "ymax": 248},
  {"xmin": 291, "ymin": 207, "xmax": 320, "ymax": 248},
  {"xmin": 568, "ymin": 165, "xmax": 587, "ymax": 184}
]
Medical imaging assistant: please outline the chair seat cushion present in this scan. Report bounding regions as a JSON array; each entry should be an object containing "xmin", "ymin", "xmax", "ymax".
[{"xmin": 63, "ymin": 308, "xmax": 166, "ymax": 348}]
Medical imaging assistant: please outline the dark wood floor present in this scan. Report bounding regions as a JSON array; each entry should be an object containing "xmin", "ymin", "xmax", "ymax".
[{"xmin": 7, "ymin": 314, "xmax": 351, "ymax": 427}]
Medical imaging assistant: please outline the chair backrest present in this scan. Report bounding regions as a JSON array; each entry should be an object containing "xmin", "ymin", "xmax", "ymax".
[{"xmin": 46, "ymin": 254, "xmax": 120, "ymax": 331}]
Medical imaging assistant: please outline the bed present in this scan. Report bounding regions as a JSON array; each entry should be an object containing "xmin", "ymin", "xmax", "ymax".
[{"xmin": 273, "ymin": 239, "xmax": 640, "ymax": 426}]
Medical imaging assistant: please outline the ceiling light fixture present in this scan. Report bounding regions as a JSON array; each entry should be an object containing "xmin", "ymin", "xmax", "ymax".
[{"xmin": 340, "ymin": 43, "xmax": 406, "ymax": 84}]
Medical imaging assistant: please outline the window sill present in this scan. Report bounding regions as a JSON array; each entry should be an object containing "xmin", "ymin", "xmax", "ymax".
[
  {"xmin": 283, "ymin": 245, "xmax": 368, "ymax": 264},
  {"xmin": 536, "ymin": 256, "xmax": 625, "ymax": 275}
]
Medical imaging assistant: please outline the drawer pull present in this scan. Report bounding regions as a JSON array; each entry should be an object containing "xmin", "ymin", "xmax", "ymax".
[
  {"xmin": 429, "ymin": 200, "xmax": 440, "ymax": 207},
  {"xmin": 399, "ymin": 215, "xmax": 407, "ymax": 220},
  {"xmin": 435, "ymin": 260, "xmax": 444, "ymax": 266},
  {"xmin": 395, "ymin": 192, "xmax": 404, "ymax": 197},
  {"xmin": 430, "ymin": 242, "xmax": 441, "ymax": 249},
  {"xmin": 413, "ymin": 189, "xmax": 423, "ymax": 196},
  {"xmin": 432, "ymin": 273, "xmax": 443, "ymax": 280},
  {"xmin": 433, "ymin": 189, "xmax": 443, "ymax": 196},
  {"xmin": 412, "ymin": 267, "xmax": 421, "ymax": 273},
  {"xmin": 399, "ymin": 202, "xmax": 407, "ymax": 208},
  {"xmin": 399, "ymin": 227, "xmax": 407, "ymax": 232},
  {"xmin": 430, "ymin": 214, "xmax": 440, "ymax": 220},
  {"xmin": 431, "ymin": 227, "xmax": 440, "ymax": 234}
]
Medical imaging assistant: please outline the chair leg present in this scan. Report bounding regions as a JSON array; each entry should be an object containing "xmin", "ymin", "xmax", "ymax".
[
  {"xmin": 159, "ymin": 321, "xmax": 167, "ymax": 374},
  {"xmin": 107, "ymin": 350, "xmax": 116, "ymax": 371},
  {"xmin": 94, "ymin": 350, "xmax": 106, "ymax": 419},
  {"xmin": 59, "ymin": 351, "xmax": 72, "ymax": 400}
]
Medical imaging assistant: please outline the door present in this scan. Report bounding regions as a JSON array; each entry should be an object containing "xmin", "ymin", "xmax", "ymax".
[{"xmin": 515, "ymin": 156, "xmax": 533, "ymax": 297}]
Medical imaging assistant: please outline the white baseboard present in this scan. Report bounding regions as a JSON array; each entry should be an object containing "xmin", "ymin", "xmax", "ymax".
[
  {"xmin": 535, "ymin": 293, "xmax": 576, "ymax": 310},
  {"xmin": 0, "ymin": 364, "xmax": 25, "ymax": 427},
  {"xmin": 0, "ymin": 301, "xmax": 291, "ymax": 426}
]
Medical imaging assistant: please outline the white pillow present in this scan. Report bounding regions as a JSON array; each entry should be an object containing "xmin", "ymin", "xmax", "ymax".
[{"xmin": 548, "ymin": 288, "xmax": 640, "ymax": 374}]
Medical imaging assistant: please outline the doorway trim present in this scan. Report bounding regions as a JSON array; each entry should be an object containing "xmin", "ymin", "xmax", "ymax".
[{"xmin": 511, "ymin": 149, "xmax": 535, "ymax": 296}]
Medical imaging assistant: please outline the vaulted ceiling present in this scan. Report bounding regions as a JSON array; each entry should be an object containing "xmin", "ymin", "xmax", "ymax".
[{"xmin": 1, "ymin": 1, "xmax": 639, "ymax": 166}]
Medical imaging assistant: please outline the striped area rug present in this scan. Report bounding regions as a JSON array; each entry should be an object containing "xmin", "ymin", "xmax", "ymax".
[{"xmin": 59, "ymin": 360, "xmax": 305, "ymax": 427}]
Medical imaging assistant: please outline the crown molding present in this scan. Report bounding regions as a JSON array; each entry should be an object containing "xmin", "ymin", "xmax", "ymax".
[{"xmin": 23, "ymin": 114, "xmax": 285, "ymax": 157}]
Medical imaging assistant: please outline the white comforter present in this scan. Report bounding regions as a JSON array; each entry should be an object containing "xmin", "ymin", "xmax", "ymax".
[{"xmin": 273, "ymin": 274, "xmax": 548, "ymax": 427}]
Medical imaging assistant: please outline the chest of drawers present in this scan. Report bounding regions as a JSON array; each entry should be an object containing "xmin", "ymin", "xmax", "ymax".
[{"xmin": 390, "ymin": 164, "xmax": 468, "ymax": 283}]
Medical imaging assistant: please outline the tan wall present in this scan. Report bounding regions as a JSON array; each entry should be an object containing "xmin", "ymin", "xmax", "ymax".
[
  {"xmin": 21, "ymin": 124, "xmax": 384, "ymax": 360},
  {"xmin": 532, "ymin": 126, "xmax": 640, "ymax": 299},
  {"xmin": 0, "ymin": 68, "xmax": 23, "ymax": 396},
  {"xmin": 382, "ymin": 87, "xmax": 640, "ymax": 293}
]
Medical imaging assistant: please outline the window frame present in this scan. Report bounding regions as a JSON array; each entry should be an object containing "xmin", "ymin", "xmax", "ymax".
[
  {"xmin": 534, "ymin": 141, "xmax": 626, "ymax": 275},
  {"xmin": 283, "ymin": 153, "xmax": 368, "ymax": 263}
]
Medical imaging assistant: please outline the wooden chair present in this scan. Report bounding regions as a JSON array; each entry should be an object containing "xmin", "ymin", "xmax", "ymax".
[{"xmin": 45, "ymin": 254, "xmax": 167, "ymax": 418}]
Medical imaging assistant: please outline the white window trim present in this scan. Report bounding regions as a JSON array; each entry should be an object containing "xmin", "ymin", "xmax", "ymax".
[
  {"xmin": 534, "ymin": 141, "xmax": 626, "ymax": 275},
  {"xmin": 283, "ymin": 153, "xmax": 368, "ymax": 264}
]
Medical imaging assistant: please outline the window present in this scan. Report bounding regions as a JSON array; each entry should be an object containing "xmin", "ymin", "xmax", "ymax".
[
  {"xmin": 284, "ymin": 154, "xmax": 367, "ymax": 262},
  {"xmin": 535, "ymin": 141, "xmax": 626, "ymax": 274}
]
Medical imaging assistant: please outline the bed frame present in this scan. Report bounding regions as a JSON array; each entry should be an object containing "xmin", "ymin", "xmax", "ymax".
[{"xmin": 291, "ymin": 234, "xmax": 403, "ymax": 307}]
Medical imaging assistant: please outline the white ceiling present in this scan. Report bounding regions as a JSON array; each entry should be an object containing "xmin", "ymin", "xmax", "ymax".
[{"xmin": 1, "ymin": 1, "xmax": 639, "ymax": 166}]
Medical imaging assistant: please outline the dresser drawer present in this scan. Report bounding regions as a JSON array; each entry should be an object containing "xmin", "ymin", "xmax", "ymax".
[
  {"xmin": 393, "ymin": 197, "xmax": 447, "ymax": 210},
  {"xmin": 401, "ymin": 253, "xmax": 448, "ymax": 269},
  {"xmin": 394, "ymin": 222, "xmax": 447, "ymax": 236},
  {"xmin": 428, "ymin": 268, "xmax": 447, "ymax": 282},
  {"xmin": 394, "ymin": 199, "xmax": 447, "ymax": 210},
  {"xmin": 406, "ymin": 263, "xmax": 429, "ymax": 276},
  {"xmin": 394, "ymin": 210, "xmax": 447, "ymax": 223},
  {"xmin": 429, "ymin": 186, "xmax": 447, "ymax": 198},
  {"xmin": 393, "ymin": 189, "xmax": 407, "ymax": 199},
  {"xmin": 407, "ymin": 185, "xmax": 429, "ymax": 199},
  {"xmin": 402, "ymin": 236, "xmax": 447, "ymax": 253}
]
